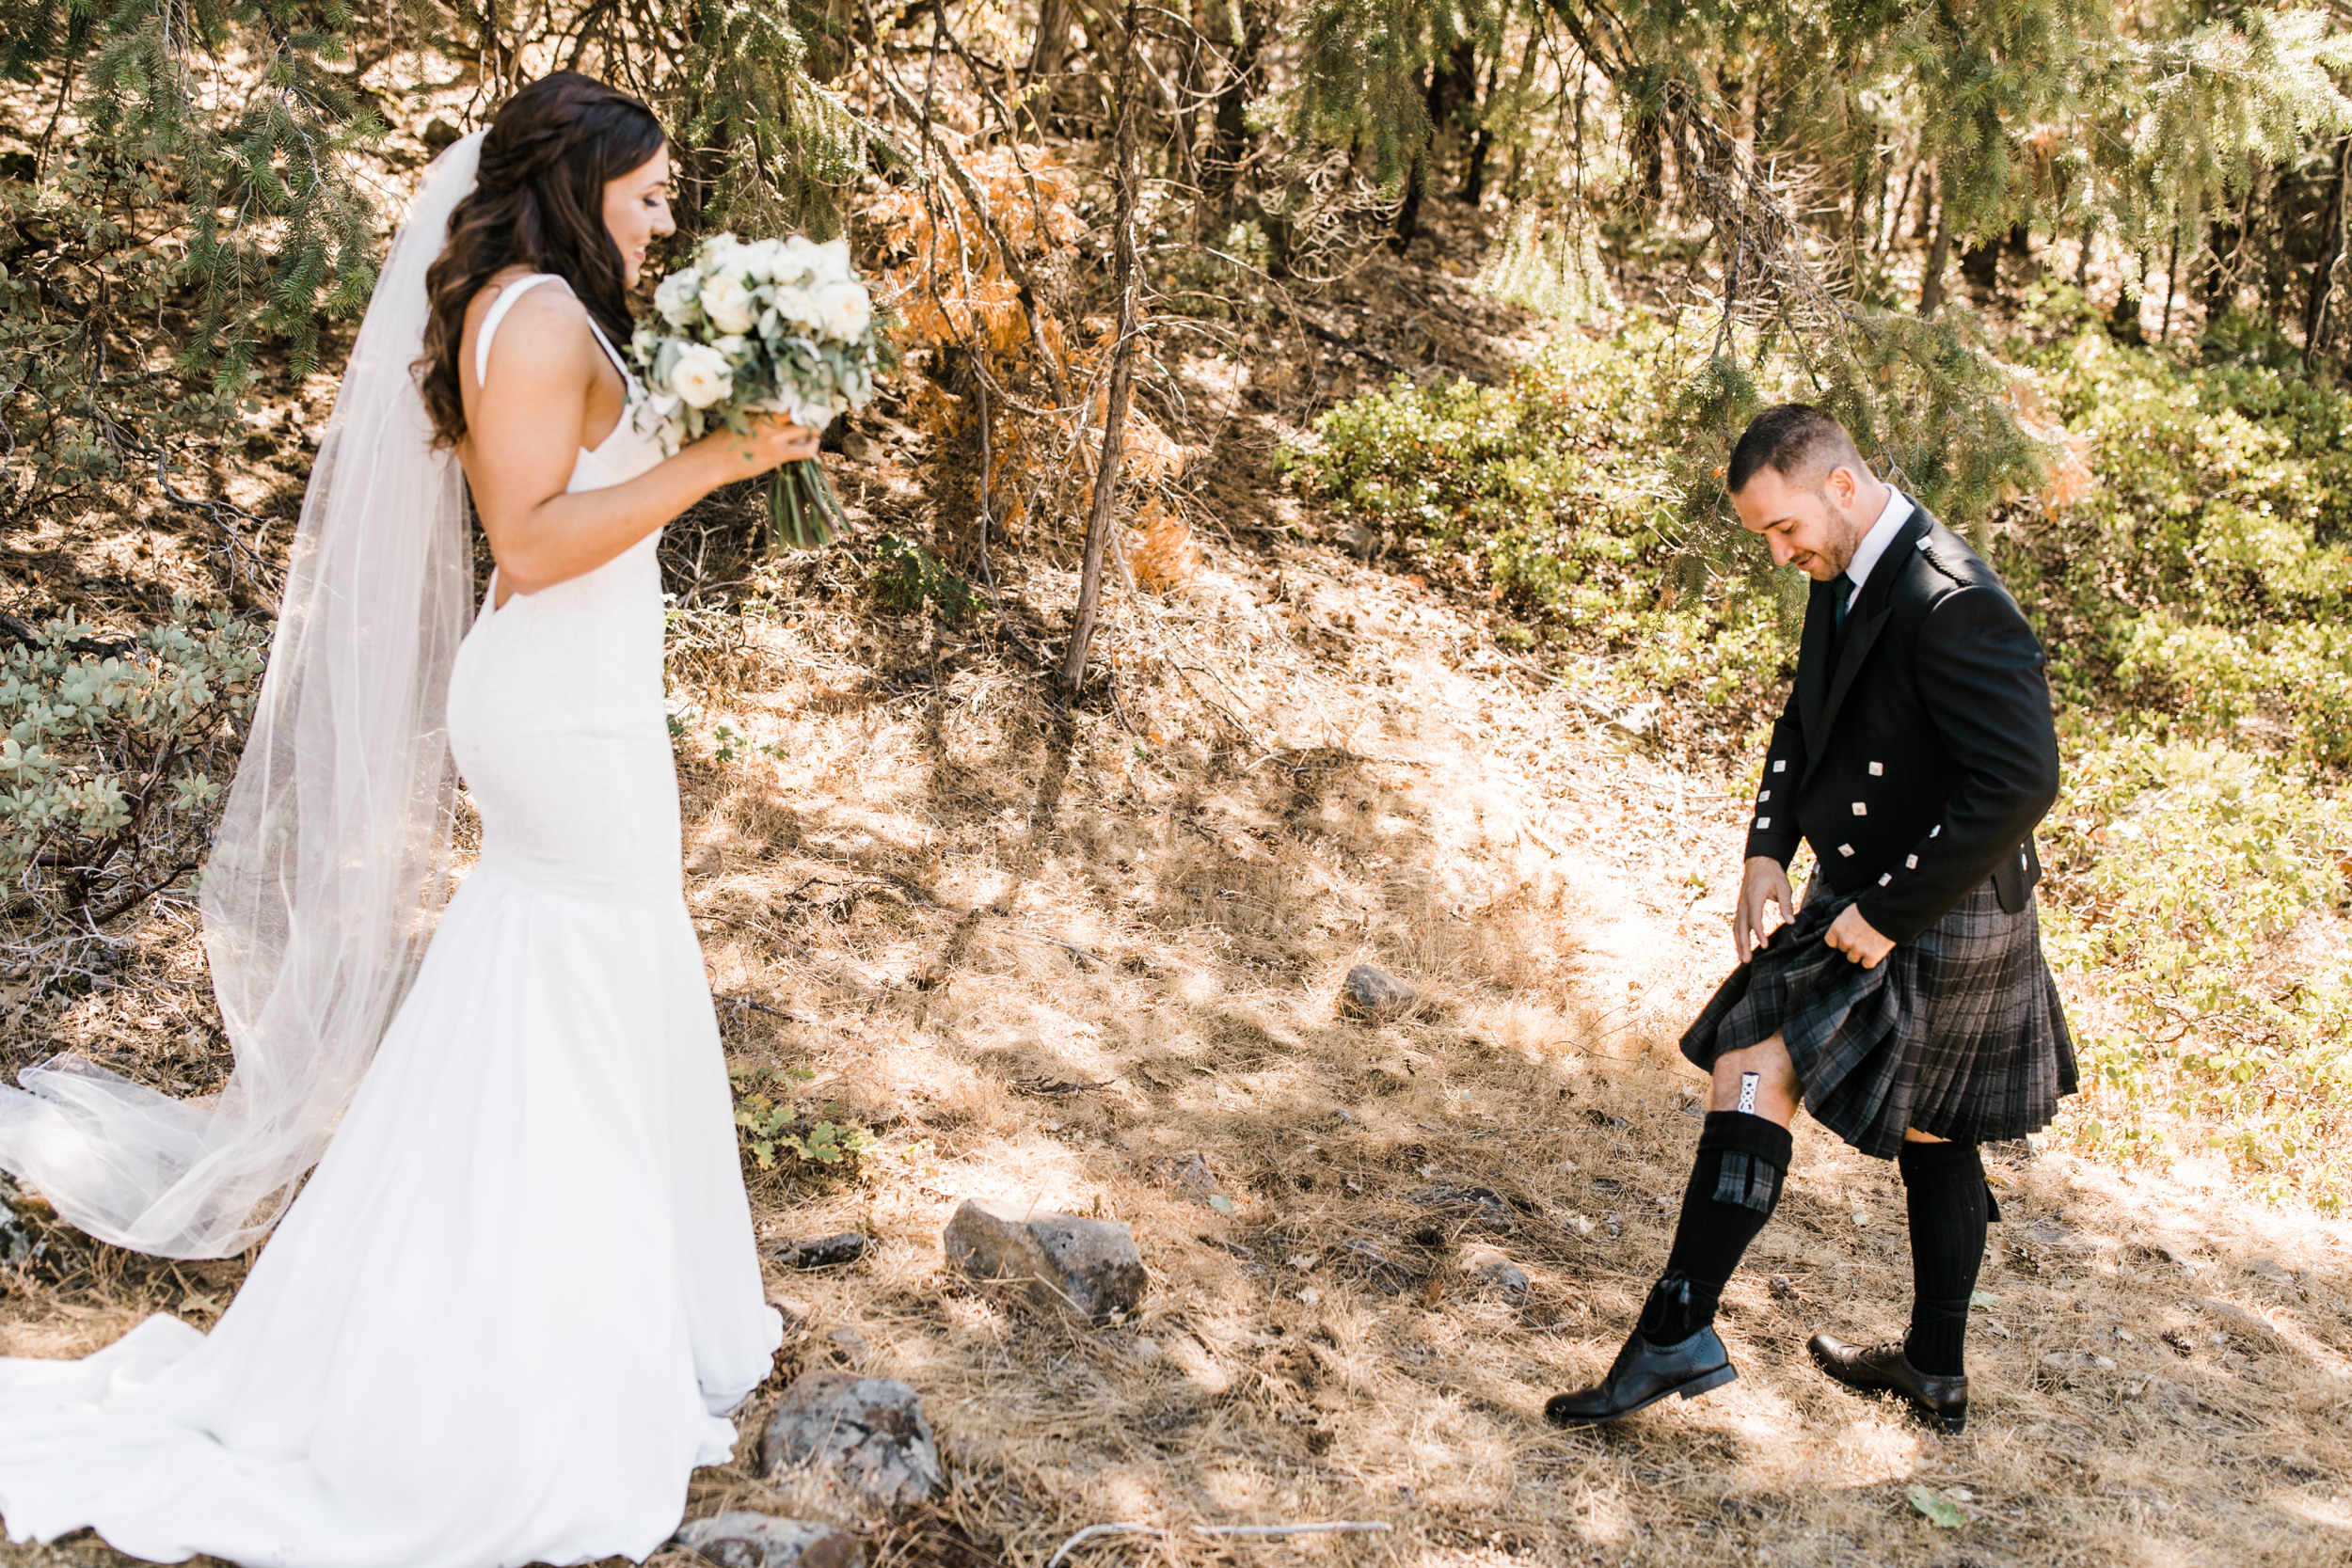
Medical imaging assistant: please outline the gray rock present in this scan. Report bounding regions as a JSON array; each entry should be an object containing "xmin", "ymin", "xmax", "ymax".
[
  {"xmin": 1405, "ymin": 1182, "xmax": 1518, "ymax": 1233},
  {"xmin": 2246, "ymin": 1257, "xmax": 2302, "ymax": 1294},
  {"xmin": 2127, "ymin": 1376, "xmax": 2197, "ymax": 1413},
  {"xmin": 1150, "ymin": 1151, "xmax": 1217, "ymax": 1198},
  {"xmin": 675, "ymin": 1513, "xmax": 862, "ymax": 1568},
  {"xmin": 0, "ymin": 1197, "xmax": 30, "ymax": 1268},
  {"xmin": 774, "ymin": 1232, "xmax": 868, "ymax": 1270},
  {"xmin": 943, "ymin": 1198, "xmax": 1148, "ymax": 1323},
  {"xmin": 1338, "ymin": 1239, "xmax": 1413, "ymax": 1294},
  {"xmin": 1331, "ymin": 522, "xmax": 1379, "ymax": 558},
  {"xmin": 1464, "ymin": 1247, "xmax": 1530, "ymax": 1297},
  {"xmin": 1341, "ymin": 964, "xmax": 1418, "ymax": 1021},
  {"xmin": 1768, "ymin": 1274, "xmax": 1799, "ymax": 1302},
  {"xmin": 2191, "ymin": 1296, "xmax": 2284, "ymax": 1344},
  {"xmin": 762, "ymin": 1370, "xmax": 943, "ymax": 1513},
  {"xmin": 2019, "ymin": 1218, "xmax": 2095, "ymax": 1258}
]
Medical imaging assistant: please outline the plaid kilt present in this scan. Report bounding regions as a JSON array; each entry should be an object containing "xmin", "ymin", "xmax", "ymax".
[{"xmin": 1679, "ymin": 876, "xmax": 2077, "ymax": 1160}]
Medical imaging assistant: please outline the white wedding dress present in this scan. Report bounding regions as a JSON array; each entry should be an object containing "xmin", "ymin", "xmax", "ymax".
[{"xmin": 0, "ymin": 274, "xmax": 782, "ymax": 1568}]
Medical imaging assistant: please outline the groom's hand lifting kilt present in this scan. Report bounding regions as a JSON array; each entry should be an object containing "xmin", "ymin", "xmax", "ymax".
[{"xmin": 1545, "ymin": 403, "xmax": 2075, "ymax": 1437}]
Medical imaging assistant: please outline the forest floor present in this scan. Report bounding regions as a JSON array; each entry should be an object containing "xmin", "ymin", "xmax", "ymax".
[{"xmin": 2, "ymin": 199, "xmax": 2349, "ymax": 1568}]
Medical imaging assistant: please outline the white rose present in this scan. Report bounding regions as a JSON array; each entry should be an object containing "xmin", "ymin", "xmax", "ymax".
[
  {"xmin": 741, "ymin": 238, "xmax": 786, "ymax": 283},
  {"xmin": 813, "ymin": 279, "xmax": 872, "ymax": 341},
  {"xmin": 810, "ymin": 237, "xmax": 854, "ymax": 282},
  {"xmin": 666, "ymin": 341, "xmax": 734, "ymax": 409},
  {"xmin": 775, "ymin": 235, "xmax": 822, "ymax": 285},
  {"xmin": 699, "ymin": 271, "xmax": 757, "ymax": 334},
  {"xmin": 654, "ymin": 269, "xmax": 700, "ymax": 327},
  {"xmin": 770, "ymin": 283, "xmax": 822, "ymax": 330}
]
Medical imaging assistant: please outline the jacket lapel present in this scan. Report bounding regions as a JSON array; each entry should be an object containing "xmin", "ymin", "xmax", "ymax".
[
  {"xmin": 1797, "ymin": 577, "xmax": 1834, "ymax": 741},
  {"xmin": 1804, "ymin": 504, "xmax": 1932, "ymax": 771}
]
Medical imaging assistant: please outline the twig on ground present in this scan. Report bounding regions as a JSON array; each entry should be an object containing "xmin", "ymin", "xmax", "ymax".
[{"xmin": 1044, "ymin": 1520, "xmax": 1393, "ymax": 1568}]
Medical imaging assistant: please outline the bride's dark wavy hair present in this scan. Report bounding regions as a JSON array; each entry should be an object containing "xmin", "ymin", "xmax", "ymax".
[{"xmin": 417, "ymin": 71, "xmax": 666, "ymax": 448}]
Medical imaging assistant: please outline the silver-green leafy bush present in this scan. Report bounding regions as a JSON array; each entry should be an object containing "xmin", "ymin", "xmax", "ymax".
[{"xmin": 1, "ymin": 606, "xmax": 264, "ymax": 977}]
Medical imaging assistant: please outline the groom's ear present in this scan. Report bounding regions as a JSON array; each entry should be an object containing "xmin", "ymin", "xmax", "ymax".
[{"xmin": 1820, "ymin": 462, "xmax": 1862, "ymax": 510}]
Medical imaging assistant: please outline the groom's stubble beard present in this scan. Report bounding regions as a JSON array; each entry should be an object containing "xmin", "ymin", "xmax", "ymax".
[
  {"xmin": 1781, "ymin": 478, "xmax": 1875, "ymax": 581},
  {"xmin": 1807, "ymin": 492, "xmax": 1868, "ymax": 580}
]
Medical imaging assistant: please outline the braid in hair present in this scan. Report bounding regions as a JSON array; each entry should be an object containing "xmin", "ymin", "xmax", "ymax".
[{"xmin": 415, "ymin": 71, "xmax": 665, "ymax": 449}]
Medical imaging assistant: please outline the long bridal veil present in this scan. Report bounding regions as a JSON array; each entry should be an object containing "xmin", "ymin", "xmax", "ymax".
[{"xmin": 0, "ymin": 133, "xmax": 486, "ymax": 1259}]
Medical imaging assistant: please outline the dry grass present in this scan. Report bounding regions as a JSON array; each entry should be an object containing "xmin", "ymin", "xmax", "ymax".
[
  {"xmin": 5, "ymin": 214, "xmax": 2351, "ymax": 1567},
  {"xmin": 7, "ymin": 517, "xmax": 2352, "ymax": 1568}
]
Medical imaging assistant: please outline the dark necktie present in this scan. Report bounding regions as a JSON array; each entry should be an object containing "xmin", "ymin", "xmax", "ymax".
[{"xmin": 1832, "ymin": 574, "xmax": 1855, "ymax": 633}]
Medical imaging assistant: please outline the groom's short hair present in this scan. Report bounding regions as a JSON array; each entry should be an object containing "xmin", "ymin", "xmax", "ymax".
[{"xmin": 1727, "ymin": 404, "xmax": 1866, "ymax": 495}]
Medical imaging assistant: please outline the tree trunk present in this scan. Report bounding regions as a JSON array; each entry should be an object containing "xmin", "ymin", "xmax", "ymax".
[
  {"xmin": 1880, "ymin": 160, "xmax": 1916, "ymax": 255},
  {"xmin": 1462, "ymin": 120, "xmax": 1492, "ymax": 206},
  {"xmin": 1393, "ymin": 150, "xmax": 1426, "ymax": 250},
  {"xmin": 2109, "ymin": 252, "xmax": 2148, "ymax": 344},
  {"xmin": 1062, "ymin": 0, "xmax": 1143, "ymax": 693},
  {"xmin": 1958, "ymin": 221, "xmax": 2030, "ymax": 298},
  {"xmin": 1200, "ymin": 0, "xmax": 1273, "ymax": 207},
  {"xmin": 1918, "ymin": 172, "xmax": 1952, "ymax": 314},
  {"xmin": 1459, "ymin": 39, "xmax": 1499, "ymax": 206},
  {"xmin": 2305, "ymin": 135, "xmax": 2351, "ymax": 367},
  {"xmin": 1398, "ymin": 48, "xmax": 1470, "ymax": 249},
  {"xmin": 1426, "ymin": 39, "xmax": 1476, "ymax": 153},
  {"xmin": 1027, "ymin": 0, "xmax": 1073, "ymax": 84}
]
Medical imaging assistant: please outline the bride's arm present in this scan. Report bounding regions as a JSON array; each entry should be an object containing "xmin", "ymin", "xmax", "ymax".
[{"xmin": 458, "ymin": 285, "xmax": 817, "ymax": 597}]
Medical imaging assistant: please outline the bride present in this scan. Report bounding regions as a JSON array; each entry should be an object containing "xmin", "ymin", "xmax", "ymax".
[{"xmin": 0, "ymin": 73, "xmax": 814, "ymax": 1566}]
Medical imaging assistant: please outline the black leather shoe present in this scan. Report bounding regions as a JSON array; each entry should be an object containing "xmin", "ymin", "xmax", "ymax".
[
  {"xmin": 1544, "ymin": 1275, "xmax": 1738, "ymax": 1427},
  {"xmin": 1807, "ymin": 1334, "xmax": 1969, "ymax": 1433}
]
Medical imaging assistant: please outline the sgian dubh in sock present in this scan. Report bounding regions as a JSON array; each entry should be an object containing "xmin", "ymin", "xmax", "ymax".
[
  {"xmin": 1642, "ymin": 1107, "xmax": 1794, "ymax": 1347},
  {"xmin": 1898, "ymin": 1137, "xmax": 1994, "ymax": 1376}
]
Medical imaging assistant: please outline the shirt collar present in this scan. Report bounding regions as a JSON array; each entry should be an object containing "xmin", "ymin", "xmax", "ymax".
[{"xmin": 1843, "ymin": 485, "xmax": 1915, "ymax": 595}]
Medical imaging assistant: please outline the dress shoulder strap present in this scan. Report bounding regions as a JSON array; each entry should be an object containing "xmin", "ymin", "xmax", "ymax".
[
  {"xmin": 472, "ymin": 273, "xmax": 564, "ymax": 388},
  {"xmin": 581, "ymin": 316, "xmax": 635, "ymax": 387}
]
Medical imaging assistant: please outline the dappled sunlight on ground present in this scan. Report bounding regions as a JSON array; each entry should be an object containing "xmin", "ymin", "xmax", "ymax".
[{"xmin": 3, "ymin": 520, "xmax": 2346, "ymax": 1568}]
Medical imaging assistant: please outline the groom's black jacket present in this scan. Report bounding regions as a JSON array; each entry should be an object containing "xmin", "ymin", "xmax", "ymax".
[{"xmin": 1742, "ymin": 499, "xmax": 2060, "ymax": 944}]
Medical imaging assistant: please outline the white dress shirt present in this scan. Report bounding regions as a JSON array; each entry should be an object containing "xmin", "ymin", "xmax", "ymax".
[{"xmin": 1843, "ymin": 484, "xmax": 1915, "ymax": 597}]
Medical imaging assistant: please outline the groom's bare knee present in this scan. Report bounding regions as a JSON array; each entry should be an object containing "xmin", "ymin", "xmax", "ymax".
[{"xmin": 1708, "ymin": 1032, "xmax": 1802, "ymax": 1126}]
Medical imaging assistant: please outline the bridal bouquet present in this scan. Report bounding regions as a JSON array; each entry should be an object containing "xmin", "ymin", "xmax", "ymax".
[{"xmin": 630, "ymin": 232, "xmax": 881, "ymax": 548}]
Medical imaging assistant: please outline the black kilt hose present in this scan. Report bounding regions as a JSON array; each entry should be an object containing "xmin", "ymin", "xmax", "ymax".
[{"xmin": 1709, "ymin": 499, "xmax": 2078, "ymax": 1159}]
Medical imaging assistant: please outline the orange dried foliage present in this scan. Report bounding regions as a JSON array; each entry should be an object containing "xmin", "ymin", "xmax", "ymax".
[
  {"xmin": 2003, "ymin": 378, "xmax": 2096, "ymax": 517},
  {"xmin": 873, "ymin": 139, "xmax": 1193, "ymax": 552},
  {"xmin": 874, "ymin": 142, "xmax": 1083, "ymax": 376},
  {"xmin": 1131, "ymin": 497, "xmax": 1200, "ymax": 594}
]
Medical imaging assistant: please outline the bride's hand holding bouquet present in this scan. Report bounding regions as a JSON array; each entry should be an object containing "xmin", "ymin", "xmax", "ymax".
[{"xmin": 632, "ymin": 232, "xmax": 881, "ymax": 548}]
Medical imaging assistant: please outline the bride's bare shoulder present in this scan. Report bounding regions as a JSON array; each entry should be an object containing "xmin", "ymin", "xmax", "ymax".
[{"xmin": 461, "ymin": 270, "xmax": 595, "ymax": 392}]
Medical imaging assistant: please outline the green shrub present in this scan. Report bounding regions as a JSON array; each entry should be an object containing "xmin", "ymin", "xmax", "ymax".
[
  {"xmin": 871, "ymin": 533, "xmax": 974, "ymax": 620},
  {"xmin": 2040, "ymin": 736, "xmax": 2352, "ymax": 1210},
  {"xmin": 1287, "ymin": 310, "xmax": 2352, "ymax": 1211},
  {"xmin": 1279, "ymin": 324, "xmax": 1792, "ymax": 723},
  {"xmin": 728, "ymin": 1063, "xmax": 876, "ymax": 1176},
  {"xmin": 1, "ymin": 605, "xmax": 264, "ymax": 973}
]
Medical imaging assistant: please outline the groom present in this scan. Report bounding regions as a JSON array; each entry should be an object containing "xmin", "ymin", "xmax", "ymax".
[{"xmin": 1545, "ymin": 404, "xmax": 2074, "ymax": 1434}]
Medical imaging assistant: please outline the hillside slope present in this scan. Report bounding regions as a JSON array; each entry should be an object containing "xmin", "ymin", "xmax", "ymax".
[{"xmin": 2, "ymin": 235, "xmax": 2348, "ymax": 1568}]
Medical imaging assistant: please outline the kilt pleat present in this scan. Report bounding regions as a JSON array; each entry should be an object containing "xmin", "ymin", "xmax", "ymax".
[{"xmin": 1679, "ymin": 877, "xmax": 2078, "ymax": 1160}]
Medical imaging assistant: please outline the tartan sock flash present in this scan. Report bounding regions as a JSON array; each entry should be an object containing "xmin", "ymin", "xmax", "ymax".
[{"xmin": 1643, "ymin": 1112, "xmax": 1796, "ymax": 1347}]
